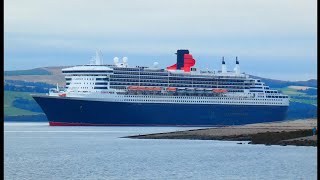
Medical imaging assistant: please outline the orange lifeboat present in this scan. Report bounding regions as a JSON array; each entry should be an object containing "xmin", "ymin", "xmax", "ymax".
[
  {"xmin": 128, "ymin": 86, "xmax": 162, "ymax": 91},
  {"xmin": 166, "ymin": 87, "xmax": 177, "ymax": 91},
  {"xmin": 213, "ymin": 89, "xmax": 228, "ymax": 93},
  {"xmin": 144, "ymin": 87, "xmax": 153, "ymax": 91},
  {"xmin": 137, "ymin": 86, "xmax": 145, "ymax": 90},
  {"xmin": 59, "ymin": 93, "xmax": 66, "ymax": 97},
  {"xmin": 128, "ymin": 86, "xmax": 139, "ymax": 90}
]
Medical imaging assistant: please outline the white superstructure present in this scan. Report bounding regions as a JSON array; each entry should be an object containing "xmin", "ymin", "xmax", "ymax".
[{"xmin": 49, "ymin": 50, "xmax": 289, "ymax": 107}]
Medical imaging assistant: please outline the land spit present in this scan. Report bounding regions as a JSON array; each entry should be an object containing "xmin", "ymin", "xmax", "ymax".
[{"xmin": 124, "ymin": 119, "xmax": 317, "ymax": 146}]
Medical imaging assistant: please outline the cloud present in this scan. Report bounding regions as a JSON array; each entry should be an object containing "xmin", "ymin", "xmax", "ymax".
[
  {"xmin": 4, "ymin": 0, "xmax": 317, "ymax": 81},
  {"xmin": 5, "ymin": 0, "xmax": 316, "ymax": 37}
]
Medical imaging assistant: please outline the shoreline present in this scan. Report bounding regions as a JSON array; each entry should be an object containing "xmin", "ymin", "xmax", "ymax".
[{"xmin": 124, "ymin": 119, "xmax": 318, "ymax": 147}]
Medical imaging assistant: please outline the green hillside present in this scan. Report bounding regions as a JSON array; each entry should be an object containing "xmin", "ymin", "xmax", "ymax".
[
  {"xmin": 4, "ymin": 91, "xmax": 42, "ymax": 116},
  {"xmin": 276, "ymin": 87, "xmax": 317, "ymax": 105}
]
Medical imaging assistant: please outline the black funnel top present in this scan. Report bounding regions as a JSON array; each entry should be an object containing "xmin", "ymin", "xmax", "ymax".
[{"xmin": 176, "ymin": 50, "xmax": 189, "ymax": 70}]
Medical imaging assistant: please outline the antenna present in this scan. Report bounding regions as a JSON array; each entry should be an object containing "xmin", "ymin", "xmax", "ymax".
[
  {"xmin": 90, "ymin": 56, "xmax": 95, "ymax": 64},
  {"xmin": 95, "ymin": 49, "xmax": 103, "ymax": 65},
  {"xmin": 99, "ymin": 50, "xmax": 103, "ymax": 64},
  {"xmin": 56, "ymin": 83, "xmax": 59, "ymax": 92}
]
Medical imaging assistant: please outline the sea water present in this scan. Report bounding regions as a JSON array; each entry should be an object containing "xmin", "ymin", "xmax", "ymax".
[{"xmin": 4, "ymin": 122, "xmax": 317, "ymax": 180}]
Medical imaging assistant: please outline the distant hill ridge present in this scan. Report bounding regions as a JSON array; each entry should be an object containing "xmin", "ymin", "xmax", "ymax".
[
  {"xmin": 4, "ymin": 66, "xmax": 318, "ymax": 88},
  {"xmin": 4, "ymin": 68, "xmax": 52, "ymax": 76},
  {"xmin": 249, "ymin": 75, "xmax": 317, "ymax": 88}
]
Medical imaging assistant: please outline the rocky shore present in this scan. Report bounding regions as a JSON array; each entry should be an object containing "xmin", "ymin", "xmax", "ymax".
[{"xmin": 125, "ymin": 119, "xmax": 317, "ymax": 146}]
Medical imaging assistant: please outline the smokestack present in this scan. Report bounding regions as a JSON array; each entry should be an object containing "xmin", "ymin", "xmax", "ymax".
[
  {"xmin": 222, "ymin": 56, "xmax": 227, "ymax": 73},
  {"xmin": 176, "ymin": 50, "xmax": 189, "ymax": 70},
  {"xmin": 235, "ymin": 56, "xmax": 240, "ymax": 74}
]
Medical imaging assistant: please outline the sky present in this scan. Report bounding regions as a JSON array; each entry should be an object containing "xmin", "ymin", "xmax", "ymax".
[{"xmin": 4, "ymin": 0, "xmax": 317, "ymax": 81}]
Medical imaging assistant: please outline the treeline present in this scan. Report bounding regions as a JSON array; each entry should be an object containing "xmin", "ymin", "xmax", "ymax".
[
  {"xmin": 4, "ymin": 80, "xmax": 55, "ymax": 93},
  {"xmin": 297, "ymin": 88, "xmax": 317, "ymax": 96},
  {"xmin": 12, "ymin": 98, "xmax": 43, "ymax": 113}
]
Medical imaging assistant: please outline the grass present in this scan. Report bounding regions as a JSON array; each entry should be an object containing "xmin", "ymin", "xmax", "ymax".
[
  {"xmin": 276, "ymin": 87, "xmax": 317, "ymax": 105},
  {"xmin": 277, "ymin": 87, "xmax": 306, "ymax": 95},
  {"xmin": 4, "ymin": 91, "xmax": 41, "ymax": 116},
  {"xmin": 4, "ymin": 107, "xmax": 40, "ymax": 116}
]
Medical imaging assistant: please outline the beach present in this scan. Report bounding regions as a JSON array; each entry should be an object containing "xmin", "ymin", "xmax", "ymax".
[{"xmin": 125, "ymin": 119, "xmax": 318, "ymax": 146}]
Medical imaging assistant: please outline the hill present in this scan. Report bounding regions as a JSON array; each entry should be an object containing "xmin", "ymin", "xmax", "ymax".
[
  {"xmin": 4, "ymin": 66, "xmax": 70, "ymax": 85},
  {"xmin": 4, "ymin": 91, "xmax": 43, "ymax": 116},
  {"xmin": 249, "ymin": 75, "xmax": 317, "ymax": 88}
]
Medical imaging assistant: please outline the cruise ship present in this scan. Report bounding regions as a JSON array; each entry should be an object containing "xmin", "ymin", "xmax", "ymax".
[{"xmin": 32, "ymin": 49, "xmax": 289, "ymax": 126}]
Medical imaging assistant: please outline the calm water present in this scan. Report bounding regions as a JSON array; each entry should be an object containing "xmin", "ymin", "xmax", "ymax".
[{"xmin": 4, "ymin": 122, "xmax": 317, "ymax": 180}]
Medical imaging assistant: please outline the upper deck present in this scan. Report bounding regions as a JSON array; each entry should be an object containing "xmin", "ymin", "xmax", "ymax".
[{"xmin": 58, "ymin": 49, "xmax": 288, "ymax": 100}]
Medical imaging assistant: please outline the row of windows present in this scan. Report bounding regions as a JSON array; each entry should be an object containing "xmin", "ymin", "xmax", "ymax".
[
  {"xmin": 113, "ymin": 68, "xmax": 141, "ymax": 71},
  {"xmin": 109, "ymin": 81, "xmax": 249, "ymax": 87},
  {"xmin": 70, "ymin": 82, "xmax": 95, "ymax": 85},
  {"xmin": 94, "ymin": 87, "xmax": 109, "ymax": 89},
  {"xmin": 72, "ymin": 78, "xmax": 95, "ymax": 80},
  {"xmin": 110, "ymin": 74, "xmax": 251, "ymax": 83},
  {"xmin": 118, "ymin": 99, "xmax": 284, "ymax": 104},
  {"xmin": 110, "ymin": 78, "xmax": 250, "ymax": 86},
  {"xmin": 122, "ymin": 96, "xmax": 276, "ymax": 101},
  {"xmin": 95, "ymin": 82, "xmax": 109, "ymax": 85},
  {"xmin": 75, "ymin": 87, "xmax": 92, "ymax": 89},
  {"xmin": 114, "ymin": 71, "xmax": 167, "ymax": 76},
  {"xmin": 113, "ymin": 71, "xmax": 251, "ymax": 81},
  {"xmin": 109, "ymin": 82, "xmax": 249, "ymax": 89},
  {"xmin": 265, "ymin": 90, "xmax": 278, "ymax": 93},
  {"xmin": 267, "ymin": 96, "xmax": 288, "ymax": 98},
  {"xmin": 96, "ymin": 78, "xmax": 108, "ymax": 80},
  {"xmin": 63, "ymin": 70, "xmax": 113, "ymax": 73},
  {"xmin": 111, "ymin": 75, "xmax": 168, "ymax": 79}
]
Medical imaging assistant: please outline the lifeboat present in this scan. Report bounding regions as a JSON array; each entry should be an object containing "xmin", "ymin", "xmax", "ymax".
[
  {"xmin": 213, "ymin": 89, "xmax": 228, "ymax": 93},
  {"xmin": 166, "ymin": 87, "xmax": 177, "ymax": 91},
  {"xmin": 152, "ymin": 87, "xmax": 162, "ymax": 91},
  {"xmin": 59, "ymin": 93, "xmax": 66, "ymax": 97},
  {"xmin": 128, "ymin": 86, "xmax": 139, "ymax": 90},
  {"xmin": 137, "ymin": 86, "xmax": 146, "ymax": 90},
  {"xmin": 128, "ymin": 86, "xmax": 161, "ymax": 91},
  {"xmin": 145, "ymin": 87, "xmax": 153, "ymax": 91}
]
